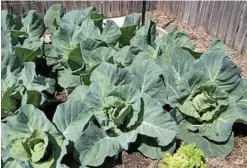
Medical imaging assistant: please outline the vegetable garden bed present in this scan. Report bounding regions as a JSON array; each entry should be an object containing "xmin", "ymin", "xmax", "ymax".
[{"xmin": 1, "ymin": 4, "xmax": 247, "ymax": 168}]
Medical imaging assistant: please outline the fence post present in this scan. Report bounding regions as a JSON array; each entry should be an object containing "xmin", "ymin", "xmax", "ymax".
[{"xmin": 142, "ymin": 1, "xmax": 146, "ymax": 26}]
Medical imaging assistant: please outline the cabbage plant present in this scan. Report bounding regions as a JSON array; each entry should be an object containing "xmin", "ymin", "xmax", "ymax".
[
  {"xmin": 1, "ymin": 105, "xmax": 66, "ymax": 168},
  {"xmin": 169, "ymin": 50, "xmax": 247, "ymax": 158},
  {"xmin": 1, "ymin": 4, "xmax": 247, "ymax": 168}
]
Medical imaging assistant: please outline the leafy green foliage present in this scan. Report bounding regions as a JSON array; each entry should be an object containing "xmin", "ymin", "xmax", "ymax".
[
  {"xmin": 159, "ymin": 143, "xmax": 208, "ymax": 168},
  {"xmin": 1, "ymin": 5, "xmax": 247, "ymax": 168}
]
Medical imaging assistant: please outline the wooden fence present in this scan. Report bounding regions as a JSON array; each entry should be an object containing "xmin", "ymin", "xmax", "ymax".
[
  {"xmin": 1, "ymin": 1, "xmax": 156, "ymax": 18},
  {"xmin": 156, "ymin": 1, "xmax": 247, "ymax": 56}
]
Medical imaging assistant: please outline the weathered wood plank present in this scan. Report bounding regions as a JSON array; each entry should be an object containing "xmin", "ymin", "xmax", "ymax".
[
  {"xmin": 178, "ymin": 1, "xmax": 186, "ymax": 21},
  {"xmin": 243, "ymin": 37, "xmax": 247, "ymax": 56},
  {"xmin": 183, "ymin": 1, "xmax": 191, "ymax": 24},
  {"xmin": 31, "ymin": 1, "xmax": 45, "ymax": 15},
  {"xmin": 157, "ymin": 1, "xmax": 164, "ymax": 10},
  {"xmin": 1, "ymin": 1, "xmax": 8, "ymax": 11},
  {"xmin": 217, "ymin": 1, "xmax": 235, "ymax": 41},
  {"xmin": 234, "ymin": 2, "xmax": 247, "ymax": 52},
  {"xmin": 189, "ymin": 1, "xmax": 199, "ymax": 27},
  {"xmin": 63, "ymin": 0, "xmax": 75, "ymax": 12},
  {"xmin": 128, "ymin": 1, "xmax": 134, "ymax": 14},
  {"xmin": 46, "ymin": 1, "xmax": 56, "ymax": 9},
  {"xmin": 95, "ymin": 1, "xmax": 102, "ymax": 13},
  {"xmin": 113, "ymin": 1, "xmax": 120, "ymax": 17},
  {"xmin": 103, "ymin": 1, "xmax": 111, "ymax": 18},
  {"xmin": 10, "ymin": 1, "xmax": 23, "ymax": 16},
  {"xmin": 135, "ymin": 1, "xmax": 143, "ymax": 13},
  {"xmin": 22, "ymin": 1, "xmax": 31, "ymax": 14},
  {"xmin": 225, "ymin": 1, "xmax": 245, "ymax": 48},
  {"xmin": 209, "ymin": 1, "xmax": 224, "ymax": 37},
  {"xmin": 74, "ymin": 1, "xmax": 83, "ymax": 10},
  {"xmin": 195, "ymin": 1, "xmax": 207, "ymax": 30},
  {"xmin": 120, "ymin": 1, "xmax": 127, "ymax": 16},
  {"xmin": 202, "ymin": 1, "xmax": 215, "ymax": 33},
  {"xmin": 171, "ymin": 1, "xmax": 179, "ymax": 18},
  {"xmin": 132, "ymin": 0, "xmax": 137, "ymax": 12},
  {"xmin": 164, "ymin": 1, "xmax": 172, "ymax": 15}
]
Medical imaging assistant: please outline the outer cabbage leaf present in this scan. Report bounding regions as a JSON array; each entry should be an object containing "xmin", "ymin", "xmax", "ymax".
[
  {"xmin": 52, "ymin": 19, "xmax": 100, "ymax": 60},
  {"xmin": 199, "ymin": 105, "xmax": 247, "ymax": 142},
  {"xmin": 58, "ymin": 69, "xmax": 81, "ymax": 88},
  {"xmin": 114, "ymin": 46, "xmax": 134, "ymax": 67},
  {"xmin": 160, "ymin": 27, "xmax": 195, "ymax": 53},
  {"xmin": 90, "ymin": 13, "xmax": 104, "ymax": 31},
  {"xmin": 128, "ymin": 58, "xmax": 167, "ymax": 103},
  {"xmin": 2, "ymin": 158, "xmax": 31, "ymax": 168},
  {"xmin": 178, "ymin": 120, "xmax": 234, "ymax": 158},
  {"xmin": 136, "ymin": 94, "xmax": 177, "ymax": 148},
  {"xmin": 18, "ymin": 62, "xmax": 55, "ymax": 93},
  {"xmin": 119, "ymin": 25, "xmax": 137, "ymax": 47},
  {"xmin": 61, "ymin": 6, "xmax": 96, "ymax": 26},
  {"xmin": 90, "ymin": 62, "xmax": 138, "ymax": 87},
  {"xmin": 74, "ymin": 122, "xmax": 121, "ymax": 167},
  {"xmin": 130, "ymin": 35, "xmax": 148, "ymax": 54},
  {"xmin": 53, "ymin": 100, "xmax": 93, "ymax": 141},
  {"xmin": 237, "ymin": 79, "xmax": 247, "ymax": 111},
  {"xmin": 21, "ymin": 10, "xmax": 45, "ymax": 41},
  {"xmin": 137, "ymin": 136, "xmax": 176, "ymax": 159},
  {"xmin": 2, "ymin": 104, "xmax": 61, "ymax": 143},
  {"xmin": 159, "ymin": 47, "xmax": 195, "ymax": 105},
  {"xmin": 88, "ymin": 47, "xmax": 115, "ymax": 68},
  {"xmin": 192, "ymin": 50, "xmax": 241, "ymax": 93},
  {"xmin": 1, "ymin": 105, "xmax": 66, "ymax": 167},
  {"xmin": 123, "ymin": 13, "xmax": 141, "ymax": 27},
  {"xmin": 1, "ymin": 62, "xmax": 55, "ymax": 116},
  {"xmin": 68, "ymin": 85, "xmax": 89, "ymax": 101},
  {"xmin": 98, "ymin": 20, "xmax": 121, "ymax": 47},
  {"xmin": 1, "ymin": 10, "xmax": 22, "ymax": 32},
  {"xmin": 44, "ymin": 4, "xmax": 64, "ymax": 34}
]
